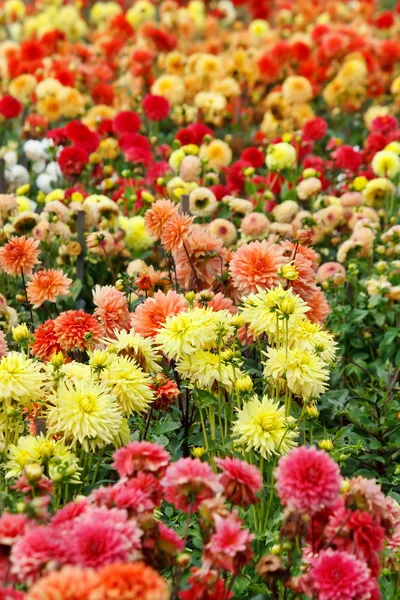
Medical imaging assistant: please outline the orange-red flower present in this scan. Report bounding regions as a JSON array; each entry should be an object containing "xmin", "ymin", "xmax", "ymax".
[
  {"xmin": 130, "ymin": 290, "xmax": 187, "ymax": 338},
  {"xmin": 229, "ymin": 240, "xmax": 286, "ymax": 296},
  {"xmin": 31, "ymin": 319, "xmax": 64, "ymax": 361},
  {"xmin": 53, "ymin": 310, "xmax": 103, "ymax": 352},
  {"xmin": 96, "ymin": 562, "xmax": 170, "ymax": 600},
  {"xmin": 0, "ymin": 236, "xmax": 40, "ymax": 277},
  {"xmin": 26, "ymin": 269, "xmax": 72, "ymax": 308}
]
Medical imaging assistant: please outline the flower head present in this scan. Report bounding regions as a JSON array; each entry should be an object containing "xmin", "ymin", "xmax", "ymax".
[
  {"xmin": 97, "ymin": 562, "xmax": 170, "ymax": 600},
  {"xmin": 31, "ymin": 320, "xmax": 63, "ymax": 361},
  {"xmin": 0, "ymin": 352, "xmax": 43, "ymax": 405},
  {"xmin": 112, "ymin": 441, "xmax": 170, "ymax": 478},
  {"xmin": 54, "ymin": 310, "xmax": 103, "ymax": 352},
  {"xmin": 161, "ymin": 211, "xmax": 194, "ymax": 253},
  {"xmin": 230, "ymin": 241, "xmax": 287, "ymax": 296},
  {"xmin": 26, "ymin": 269, "xmax": 72, "ymax": 308},
  {"xmin": 0, "ymin": 236, "xmax": 40, "ymax": 277},
  {"xmin": 275, "ymin": 446, "xmax": 341, "ymax": 514},
  {"xmin": 130, "ymin": 290, "xmax": 187, "ymax": 338},
  {"xmin": 162, "ymin": 457, "xmax": 223, "ymax": 512},
  {"xmin": 47, "ymin": 378, "xmax": 123, "ymax": 451},
  {"xmin": 206, "ymin": 514, "xmax": 253, "ymax": 574},
  {"xmin": 215, "ymin": 457, "xmax": 262, "ymax": 507},
  {"xmin": 232, "ymin": 395, "xmax": 297, "ymax": 458},
  {"xmin": 26, "ymin": 566, "xmax": 101, "ymax": 600},
  {"xmin": 103, "ymin": 355, "xmax": 154, "ymax": 415},
  {"xmin": 144, "ymin": 199, "xmax": 177, "ymax": 240}
]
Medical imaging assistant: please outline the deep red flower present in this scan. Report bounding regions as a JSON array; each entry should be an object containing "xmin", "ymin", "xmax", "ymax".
[
  {"xmin": 65, "ymin": 121, "xmax": 99, "ymax": 153},
  {"xmin": 376, "ymin": 11, "xmax": 395, "ymax": 29},
  {"xmin": 334, "ymin": 145, "xmax": 363, "ymax": 173},
  {"xmin": 91, "ymin": 82, "xmax": 115, "ymax": 106},
  {"xmin": 143, "ymin": 94, "xmax": 170, "ymax": 121},
  {"xmin": 241, "ymin": 147, "xmax": 265, "ymax": 168},
  {"xmin": 257, "ymin": 54, "xmax": 280, "ymax": 80},
  {"xmin": 112, "ymin": 111, "xmax": 141, "ymax": 136},
  {"xmin": 0, "ymin": 94, "xmax": 22, "ymax": 119},
  {"xmin": 303, "ymin": 117, "xmax": 328, "ymax": 141},
  {"xmin": 58, "ymin": 146, "xmax": 89, "ymax": 178}
]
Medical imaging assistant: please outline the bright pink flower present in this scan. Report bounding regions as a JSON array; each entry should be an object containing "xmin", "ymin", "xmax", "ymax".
[
  {"xmin": 50, "ymin": 500, "xmax": 89, "ymax": 528},
  {"xmin": 162, "ymin": 458, "xmax": 223, "ymax": 512},
  {"xmin": 205, "ymin": 514, "xmax": 253, "ymax": 574},
  {"xmin": 0, "ymin": 513, "xmax": 29, "ymax": 546},
  {"xmin": 158, "ymin": 522, "xmax": 184, "ymax": 553},
  {"xmin": 305, "ymin": 549, "xmax": 375, "ymax": 600},
  {"xmin": 275, "ymin": 446, "xmax": 341, "ymax": 514},
  {"xmin": 10, "ymin": 526, "xmax": 63, "ymax": 585},
  {"xmin": 93, "ymin": 285, "xmax": 130, "ymax": 337},
  {"xmin": 215, "ymin": 457, "xmax": 262, "ymax": 507},
  {"xmin": 112, "ymin": 441, "xmax": 171, "ymax": 478}
]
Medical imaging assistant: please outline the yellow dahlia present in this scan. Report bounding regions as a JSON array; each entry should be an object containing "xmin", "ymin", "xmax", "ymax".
[
  {"xmin": 232, "ymin": 395, "xmax": 297, "ymax": 458},
  {"xmin": 105, "ymin": 329, "xmax": 162, "ymax": 374},
  {"xmin": 103, "ymin": 356, "xmax": 155, "ymax": 415},
  {"xmin": 0, "ymin": 352, "xmax": 44, "ymax": 405}
]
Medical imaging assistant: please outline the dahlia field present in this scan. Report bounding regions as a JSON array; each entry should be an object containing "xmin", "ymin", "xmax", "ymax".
[{"xmin": 0, "ymin": 0, "xmax": 400, "ymax": 598}]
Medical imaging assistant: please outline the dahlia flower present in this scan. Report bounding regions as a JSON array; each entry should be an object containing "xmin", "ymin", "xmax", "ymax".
[
  {"xmin": 103, "ymin": 355, "xmax": 154, "ymax": 415},
  {"xmin": 232, "ymin": 395, "xmax": 297, "ymax": 458},
  {"xmin": 26, "ymin": 566, "xmax": 100, "ymax": 600},
  {"xmin": 229, "ymin": 240, "xmax": 287, "ymax": 296},
  {"xmin": 0, "ymin": 235, "xmax": 40, "ymax": 277},
  {"xmin": 0, "ymin": 352, "xmax": 43, "ymax": 404},
  {"xmin": 275, "ymin": 446, "xmax": 341, "ymax": 514},
  {"xmin": 130, "ymin": 290, "xmax": 187, "ymax": 338},
  {"xmin": 96, "ymin": 562, "xmax": 170, "ymax": 600},
  {"xmin": 215, "ymin": 457, "xmax": 262, "ymax": 507},
  {"xmin": 26, "ymin": 269, "xmax": 72, "ymax": 308},
  {"xmin": 53, "ymin": 310, "xmax": 103, "ymax": 352},
  {"xmin": 93, "ymin": 285, "xmax": 131, "ymax": 337},
  {"xmin": 206, "ymin": 513, "xmax": 253, "ymax": 574},
  {"xmin": 112, "ymin": 441, "xmax": 171, "ymax": 478}
]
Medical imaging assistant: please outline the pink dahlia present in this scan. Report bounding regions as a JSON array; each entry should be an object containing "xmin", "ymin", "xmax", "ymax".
[
  {"xmin": 93, "ymin": 285, "xmax": 130, "ymax": 337},
  {"xmin": 65, "ymin": 507, "xmax": 142, "ymax": 569},
  {"xmin": 275, "ymin": 446, "xmax": 341, "ymax": 514},
  {"xmin": 50, "ymin": 499, "xmax": 89, "ymax": 529},
  {"xmin": 305, "ymin": 549, "xmax": 375, "ymax": 600},
  {"xmin": 215, "ymin": 457, "xmax": 262, "ymax": 507},
  {"xmin": 229, "ymin": 240, "xmax": 287, "ymax": 296},
  {"xmin": 162, "ymin": 458, "xmax": 223, "ymax": 512},
  {"xmin": 205, "ymin": 514, "xmax": 253, "ymax": 574},
  {"xmin": 0, "ymin": 513, "xmax": 29, "ymax": 546},
  {"xmin": 10, "ymin": 526, "xmax": 63, "ymax": 585},
  {"xmin": 112, "ymin": 441, "xmax": 171, "ymax": 478},
  {"xmin": 130, "ymin": 290, "xmax": 187, "ymax": 338},
  {"xmin": 0, "ymin": 330, "xmax": 8, "ymax": 358}
]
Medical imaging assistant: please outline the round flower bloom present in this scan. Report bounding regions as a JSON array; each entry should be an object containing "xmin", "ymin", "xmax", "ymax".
[
  {"xmin": 208, "ymin": 218, "xmax": 237, "ymax": 246},
  {"xmin": 143, "ymin": 94, "xmax": 170, "ymax": 121},
  {"xmin": 189, "ymin": 187, "xmax": 217, "ymax": 217},
  {"xmin": 241, "ymin": 212, "xmax": 270, "ymax": 239},
  {"xmin": 102, "ymin": 355, "xmax": 154, "ymax": 415},
  {"xmin": 275, "ymin": 446, "xmax": 341, "ymax": 513},
  {"xmin": 0, "ymin": 193, "xmax": 17, "ymax": 217},
  {"xmin": 215, "ymin": 457, "xmax": 262, "ymax": 507},
  {"xmin": 200, "ymin": 140, "xmax": 232, "ymax": 170},
  {"xmin": 151, "ymin": 75, "xmax": 185, "ymax": 106},
  {"xmin": 302, "ymin": 117, "xmax": 328, "ymax": 141},
  {"xmin": 31, "ymin": 319, "xmax": 63, "ymax": 361},
  {"xmin": 112, "ymin": 111, "xmax": 141, "ymax": 136},
  {"xmin": 162, "ymin": 457, "xmax": 223, "ymax": 511},
  {"xmin": 26, "ymin": 269, "xmax": 72, "ymax": 309},
  {"xmin": 0, "ymin": 352, "xmax": 43, "ymax": 404},
  {"xmin": 296, "ymin": 177, "xmax": 322, "ymax": 200},
  {"xmin": 105, "ymin": 329, "xmax": 161, "ymax": 373},
  {"xmin": 26, "ymin": 566, "xmax": 101, "ymax": 600},
  {"xmin": 97, "ymin": 562, "xmax": 170, "ymax": 600},
  {"xmin": 0, "ymin": 512, "xmax": 29, "ymax": 546},
  {"xmin": 0, "ymin": 94, "xmax": 22, "ymax": 119},
  {"xmin": 144, "ymin": 199, "xmax": 177, "ymax": 239},
  {"xmin": 93, "ymin": 285, "xmax": 130, "ymax": 338},
  {"xmin": 0, "ymin": 236, "xmax": 40, "ymax": 277},
  {"xmin": 176, "ymin": 348, "xmax": 237, "ymax": 393},
  {"xmin": 229, "ymin": 240, "xmax": 287, "ymax": 296},
  {"xmin": 179, "ymin": 155, "xmax": 202, "ymax": 182},
  {"xmin": 272, "ymin": 200, "xmax": 299, "ymax": 223},
  {"xmin": 316, "ymin": 262, "xmax": 346, "ymax": 286},
  {"xmin": 266, "ymin": 142, "xmax": 297, "ymax": 170},
  {"xmin": 288, "ymin": 319, "xmax": 337, "ymax": 363},
  {"xmin": 47, "ymin": 377, "xmax": 123, "ymax": 451},
  {"xmin": 113, "ymin": 441, "xmax": 170, "ymax": 478},
  {"xmin": 130, "ymin": 290, "xmax": 187, "ymax": 338},
  {"xmin": 304, "ymin": 549, "xmax": 375, "ymax": 600},
  {"xmin": 371, "ymin": 149, "xmax": 400, "ymax": 179},
  {"xmin": 160, "ymin": 212, "xmax": 194, "ymax": 252},
  {"xmin": 232, "ymin": 395, "xmax": 297, "ymax": 458},
  {"xmin": 282, "ymin": 76, "xmax": 313, "ymax": 104},
  {"xmin": 58, "ymin": 146, "xmax": 88, "ymax": 178},
  {"xmin": 54, "ymin": 310, "xmax": 103, "ymax": 352},
  {"xmin": 119, "ymin": 216, "xmax": 154, "ymax": 251},
  {"xmin": 363, "ymin": 177, "xmax": 395, "ymax": 207},
  {"xmin": 264, "ymin": 347, "xmax": 329, "ymax": 399}
]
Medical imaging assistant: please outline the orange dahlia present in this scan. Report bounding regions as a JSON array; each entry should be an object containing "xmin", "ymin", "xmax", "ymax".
[
  {"xmin": 96, "ymin": 562, "xmax": 170, "ymax": 600},
  {"xmin": 93, "ymin": 285, "xmax": 131, "ymax": 337},
  {"xmin": 161, "ymin": 212, "xmax": 194, "ymax": 253},
  {"xmin": 53, "ymin": 310, "xmax": 103, "ymax": 352},
  {"xmin": 0, "ymin": 236, "xmax": 40, "ymax": 277},
  {"xmin": 26, "ymin": 565, "xmax": 101, "ymax": 600},
  {"xmin": 26, "ymin": 269, "xmax": 72, "ymax": 308},
  {"xmin": 144, "ymin": 199, "xmax": 177, "ymax": 239},
  {"xmin": 31, "ymin": 319, "xmax": 64, "ymax": 361},
  {"xmin": 229, "ymin": 240, "xmax": 286, "ymax": 296},
  {"xmin": 130, "ymin": 290, "xmax": 187, "ymax": 338}
]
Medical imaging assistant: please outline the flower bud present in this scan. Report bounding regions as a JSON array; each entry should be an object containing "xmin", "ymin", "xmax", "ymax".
[
  {"xmin": 24, "ymin": 464, "xmax": 44, "ymax": 482},
  {"xmin": 115, "ymin": 279, "xmax": 125, "ymax": 291},
  {"xmin": 177, "ymin": 553, "xmax": 191, "ymax": 568},
  {"xmin": 12, "ymin": 323, "xmax": 30, "ymax": 344},
  {"xmin": 50, "ymin": 352, "xmax": 65, "ymax": 368},
  {"xmin": 234, "ymin": 375, "xmax": 253, "ymax": 393},
  {"xmin": 318, "ymin": 439, "xmax": 333, "ymax": 451},
  {"xmin": 191, "ymin": 447, "xmax": 206, "ymax": 458}
]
